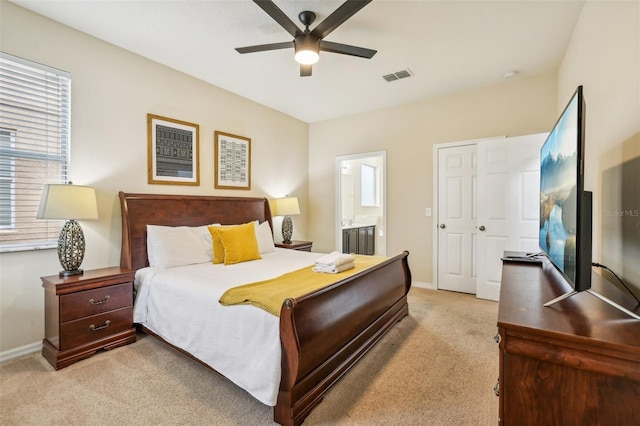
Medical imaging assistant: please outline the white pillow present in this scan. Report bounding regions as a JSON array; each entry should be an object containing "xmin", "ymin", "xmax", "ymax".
[
  {"xmin": 147, "ymin": 224, "xmax": 217, "ymax": 269},
  {"xmin": 200, "ymin": 223, "xmax": 220, "ymax": 259},
  {"xmin": 254, "ymin": 220, "xmax": 275, "ymax": 254}
]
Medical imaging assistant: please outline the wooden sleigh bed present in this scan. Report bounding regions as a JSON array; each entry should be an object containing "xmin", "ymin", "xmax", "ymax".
[{"xmin": 119, "ymin": 192, "xmax": 412, "ymax": 425}]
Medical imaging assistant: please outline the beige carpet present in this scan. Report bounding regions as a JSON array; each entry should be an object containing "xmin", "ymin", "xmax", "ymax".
[{"xmin": 0, "ymin": 288, "xmax": 499, "ymax": 425}]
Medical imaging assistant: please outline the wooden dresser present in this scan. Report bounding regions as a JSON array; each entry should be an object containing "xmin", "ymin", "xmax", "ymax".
[
  {"xmin": 497, "ymin": 259, "xmax": 640, "ymax": 426},
  {"xmin": 42, "ymin": 267, "xmax": 137, "ymax": 369}
]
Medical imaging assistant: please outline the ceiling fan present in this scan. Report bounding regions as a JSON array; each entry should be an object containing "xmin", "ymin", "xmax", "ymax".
[{"xmin": 235, "ymin": 0, "xmax": 377, "ymax": 77}]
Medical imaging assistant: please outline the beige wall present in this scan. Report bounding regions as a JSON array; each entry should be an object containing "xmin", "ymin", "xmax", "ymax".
[
  {"xmin": 0, "ymin": 3, "xmax": 309, "ymax": 353},
  {"xmin": 309, "ymin": 1, "xmax": 639, "ymax": 291},
  {"xmin": 1, "ymin": 1, "xmax": 638, "ymax": 356},
  {"xmin": 558, "ymin": 1, "xmax": 640, "ymax": 289},
  {"xmin": 309, "ymin": 75, "xmax": 558, "ymax": 285}
]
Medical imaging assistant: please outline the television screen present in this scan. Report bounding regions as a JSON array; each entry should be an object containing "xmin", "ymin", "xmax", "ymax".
[{"xmin": 539, "ymin": 86, "xmax": 590, "ymax": 291}]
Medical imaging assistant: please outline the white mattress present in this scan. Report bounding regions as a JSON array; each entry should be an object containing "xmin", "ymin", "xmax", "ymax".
[{"xmin": 133, "ymin": 248, "xmax": 324, "ymax": 406}]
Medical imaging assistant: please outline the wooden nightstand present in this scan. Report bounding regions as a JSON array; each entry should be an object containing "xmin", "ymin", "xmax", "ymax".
[
  {"xmin": 41, "ymin": 267, "xmax": 137, "ymax": 370},
  {"xmin": 275, "ymin": 240, "xmax": 313, "ymax": 252}
]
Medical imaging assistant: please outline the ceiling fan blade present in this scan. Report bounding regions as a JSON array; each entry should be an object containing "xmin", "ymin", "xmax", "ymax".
[
  {"xmin": 310, "ymin": 0, "xmax": 372, "ymax": 40},
  {"xmin": 320, "ymin": 40, "xmax": 376, "ymax": 59},
  {"xmin": 300, "ymin": 64, "xmax": 312, "ymax": 77},
  {"xmin": 253, "ymin": 0, "xmax": 302, "ymax": 38},
  {"xmin": 236, "ymin": 41, "xmax": 294, "ymax": 54}
]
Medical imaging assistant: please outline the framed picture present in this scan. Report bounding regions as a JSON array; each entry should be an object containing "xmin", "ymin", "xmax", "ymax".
[
  {"xmin": 214, "ymin": 131, "xmax": 251, "ymax": 190},
  {"xmin": 147, "ymin": 114, "xmax": 200, "ymax": 186}
]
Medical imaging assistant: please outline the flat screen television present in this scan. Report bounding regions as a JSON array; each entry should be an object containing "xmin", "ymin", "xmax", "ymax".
[
  {"xmin": 539, "ymin": 85, "xmax": 593, "ymax": 300},
  {"xmin": 538, "ymin": 86, "xmax": 638, "ymax": 319}
]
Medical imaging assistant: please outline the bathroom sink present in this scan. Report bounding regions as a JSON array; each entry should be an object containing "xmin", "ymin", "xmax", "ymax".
[{"xmin": 341, "ymin": 223, "xmax": 371, "ymax": 229}]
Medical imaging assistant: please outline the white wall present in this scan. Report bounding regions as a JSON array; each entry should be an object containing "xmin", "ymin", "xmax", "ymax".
[
  {"xmin": 558, "ymin": 1, "xmax": 640, "ymax": 292},
  {"xmin": 0, "ymin": 3, "xmax": 309, "ymax": 353}
]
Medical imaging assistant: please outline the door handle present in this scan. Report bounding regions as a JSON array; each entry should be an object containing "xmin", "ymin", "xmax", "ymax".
[
  {"xmin": 479, "ymin": 225, "xmax": 486, "ymax": 231},
  {"xmin": 439, "ymin": 224, "xmax": 446, "ymax": 229}
]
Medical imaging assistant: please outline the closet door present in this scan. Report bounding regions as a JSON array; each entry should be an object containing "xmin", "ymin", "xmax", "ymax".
[
  {"xmin": 475, "ymin": 134, "xmax": 547, "ymax": 301},
  {"xmin": 435, "ymin": 134, "xmax": 545, "ymax": 298},
  {"xmin": 436, "ymin": 143, "xmax": 479, "ymax": 294}
]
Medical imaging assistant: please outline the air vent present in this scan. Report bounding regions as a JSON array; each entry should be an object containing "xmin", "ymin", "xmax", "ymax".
[{"xmin": 383, "ymin": 69, "xmax": 413, "ymax": 82}]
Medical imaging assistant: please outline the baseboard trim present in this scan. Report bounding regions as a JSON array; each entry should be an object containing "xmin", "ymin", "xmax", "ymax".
[
  {"xmin": 0, "ymin": 341, "xmax": 42, "ymax": 363},
  {"xmin": 411, "ymin": 281, "xmax": 435, "ymax": 290}
]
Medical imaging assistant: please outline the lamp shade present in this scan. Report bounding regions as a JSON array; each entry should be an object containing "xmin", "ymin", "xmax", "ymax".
[
  {"xmin": 275, "ymin": 197, "xmax": 300, "ymax": 216},
  {"xmin": 37, "ymin": 184, "xmax": 99, "ymax": 220}
]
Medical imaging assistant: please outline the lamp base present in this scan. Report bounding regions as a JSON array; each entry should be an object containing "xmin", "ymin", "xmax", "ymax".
[
  {"xmin": 282, "ymin": 215, "xmax": 293, "ymax": 243},
  {"xmin": 57, "ymin": 219, "xmax": 86, "ymax": 277},
  {"xmin": 59, "ymin": 269, "xmax": 84, "ymax": 278},
  {"xmin": 58, "ymin": 269, "xmax": 84, "ymax": 278}
]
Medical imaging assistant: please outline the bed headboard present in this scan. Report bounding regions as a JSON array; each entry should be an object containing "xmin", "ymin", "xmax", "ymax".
[{"xmin": 119, "ymin": 192, "xmax": 273, "ymax": 270}]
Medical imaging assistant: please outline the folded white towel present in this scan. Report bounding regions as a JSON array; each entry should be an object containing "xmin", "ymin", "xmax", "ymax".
[
  {"xmin": 314, "ymin": 251, "xmax": 356, "ymax": 268},
  {"xmin": 312, "ymin": 261, "xmax": 355, "ymax": 274}
]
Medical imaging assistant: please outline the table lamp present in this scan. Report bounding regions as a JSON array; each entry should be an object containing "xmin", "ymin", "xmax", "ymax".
[
  {"xmin": 37, "ymin": 183, "xmax": 99, "ymax": 277},
  {"xmin": 276, "ymin": 196, "xmax": 300, "ymax": 243}
]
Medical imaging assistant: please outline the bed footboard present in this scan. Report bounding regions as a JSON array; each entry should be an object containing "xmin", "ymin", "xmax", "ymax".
[{"xmin": 276, "ymin": 250, "xmax": 411, "ymax": 425}]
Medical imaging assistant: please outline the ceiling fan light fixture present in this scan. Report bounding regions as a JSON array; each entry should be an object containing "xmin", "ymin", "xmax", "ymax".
[
  {"xmin": 294, "ymin": 36, "xmax": 320, "ymax": 65},
  {"xmin": 237, "ymin": 1, "xmax": 375, "ymax": 75},
  {"xmin": 295, "ymin": 49, "xmax": 319, "ymax": 65}
]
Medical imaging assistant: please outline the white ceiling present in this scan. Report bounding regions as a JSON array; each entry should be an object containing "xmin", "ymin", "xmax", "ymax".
[{"xmin": 12, "ymin": 0, "xmax": 585, "ymax": 123}]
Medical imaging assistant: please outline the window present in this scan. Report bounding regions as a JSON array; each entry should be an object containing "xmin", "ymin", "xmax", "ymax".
[
  {"xmin": 0, "ymin": 52, "xmax": 71, "ymax": 252},
  {"xmin": 361, "ymin": 163, "xmax": 378, "ymax": 207},
  {"xmin": 0, "ymin": 128, "xmax": 16, "ymax": 229}
]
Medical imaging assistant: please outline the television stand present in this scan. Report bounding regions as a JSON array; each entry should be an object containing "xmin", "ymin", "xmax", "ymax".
[
  {"xmin": 497, "ymin": 261, "xmax": 640, "ymax": 425},
  {"xmin": 543, "ymin": 289, "xmax": 577, "ymax": 306},
  {"xmin": 586, "ymin": 288, "xmax": 640, "ymax": 319},
  {"xmin": 544, "ymin": 289, "xmax": 640, "ymax": 319}
]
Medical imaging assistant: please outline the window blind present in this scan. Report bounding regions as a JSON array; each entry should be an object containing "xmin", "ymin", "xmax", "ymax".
[{"xmin": 0, "ymin": 52, "xmax": 71, "ymax": 252}]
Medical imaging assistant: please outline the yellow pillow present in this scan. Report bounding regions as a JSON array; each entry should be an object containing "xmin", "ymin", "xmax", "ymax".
[
  {"xmin": 208, "ymin": 222, "xmax": 261, "ymax": 265},
  {"xmin": 207, "ymin": 225, "xmax": 226, "ymax": 264},
  {"xmin": 219, "ymin": 222, "xmax": 262, "ymax": 265}
]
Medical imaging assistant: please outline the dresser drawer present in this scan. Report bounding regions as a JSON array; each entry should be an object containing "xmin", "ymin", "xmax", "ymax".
[
  {"xmin": 60, "ymin": 282, "xmax": 132, "ymax": 322},
  {"xmin": 59, "ymin": 307, "xmax": 133, "ymax": 350}
]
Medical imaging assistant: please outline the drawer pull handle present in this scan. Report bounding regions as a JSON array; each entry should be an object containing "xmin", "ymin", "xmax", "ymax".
[
  {"xmin": 494, "ymin": 378, "xmax": 500, "ymax": 397},
  {"xmin": 89, "ymin": 295, "xmax": 110, "ymax": 305},
  {"xmin": 89, "ymin": 320, "xmax": 111, "ymax": 331},
  {"xmin": 494, "ymin": 332, "xmax": 501, "ymax": 344}
]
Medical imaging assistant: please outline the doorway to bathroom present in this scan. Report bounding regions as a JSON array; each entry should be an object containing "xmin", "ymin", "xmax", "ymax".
[{"xmin": 335, "ymin": 151, "xmax": 386, "ymax": 256}]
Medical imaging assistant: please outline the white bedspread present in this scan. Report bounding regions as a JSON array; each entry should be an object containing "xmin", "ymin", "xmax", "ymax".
[{"xmin": 133, "ymin": 248, "xmax": 324, "ymax": 406}]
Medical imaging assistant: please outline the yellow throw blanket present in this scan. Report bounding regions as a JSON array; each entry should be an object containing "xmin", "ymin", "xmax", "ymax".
[{"xmin": 219, "ymin": 255, "xmax": 388, "ymax": 316}]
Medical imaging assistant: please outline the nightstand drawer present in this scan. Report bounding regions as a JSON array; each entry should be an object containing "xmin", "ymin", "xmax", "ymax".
[
  {"xmin": 59, "ymin": 307, "xmax": 133, "ymax": 350},
  {"xmin": 60, "ymin": 282, "xmax": 132, "ymax": 322}
]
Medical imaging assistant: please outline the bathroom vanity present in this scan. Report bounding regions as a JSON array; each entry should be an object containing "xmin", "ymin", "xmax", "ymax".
[{"xmin": 342, "ymin": 224, "xmax": 376, "ymax": 255}]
